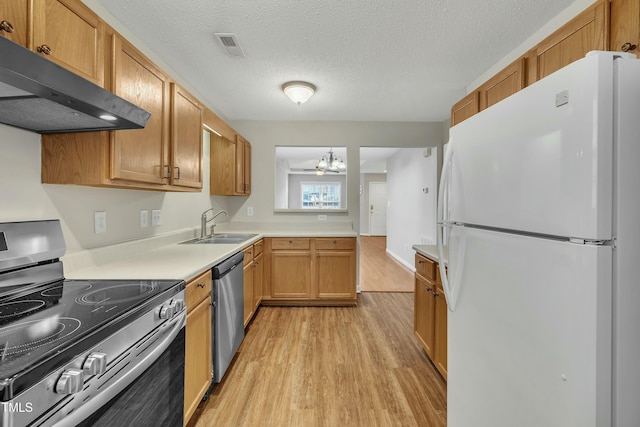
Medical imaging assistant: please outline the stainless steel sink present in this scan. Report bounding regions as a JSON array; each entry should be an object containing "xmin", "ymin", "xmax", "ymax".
[{"xmin": 181, "ymin": 233, "xmax": 258, "ymax": 245}]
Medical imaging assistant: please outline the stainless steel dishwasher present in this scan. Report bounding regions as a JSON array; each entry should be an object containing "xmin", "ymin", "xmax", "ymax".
[{"xmin": 212, "ymin": 251, "xmax": 245, "ymax": 383}]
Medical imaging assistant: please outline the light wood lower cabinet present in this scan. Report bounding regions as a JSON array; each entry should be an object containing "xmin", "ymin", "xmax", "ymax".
[
  {"xmin": 184, "ymin": 270, "xmax": 212, "ymax": 426},
  {"xmin": 413, "ymin": 252, "xmax": 447, "ymax": 380},
  {"xmin": 243, "ymin": 240, "xmax": 264, "ymax": 327},
  {"xmin": 264, "ymin": 237, "xmax": 357, "ymax": 305}
]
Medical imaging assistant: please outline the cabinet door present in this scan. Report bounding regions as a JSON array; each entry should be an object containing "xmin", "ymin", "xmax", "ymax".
[
  {"xmin": 434, "ymin": 281, "xmax": 448, "ymax": 380},
  {"xmin": 316, "ymin": 250, "xmax": 356, "ymax": 300},
  {"xmin": 414, "ymin": 274, "xmax": 436, "ymax": 360},
  {"xmin": 243, "ymin": 262, "xmax": 254, "ymax": 327},
  {"xmin": 32, "ymin": 0, "xmax": 104, "ymax": 86},
  {"xmin": 171, "ymin": 83, "xmax": 202, "ymax": 189},
  {"xmin": 253, "ymin": 253, "xmax": 263, "ymax": 311},
  {"xmin": 243, "ymin": 139, "xmax": 251, "ymax": 194},
  {"xmin": 185, "ymin": 298, "xmax": 212, "ymax": 424},
  {"xmin": 478, "ymin": 58, "xmax": 526, "ymax": 110},
  {"xmin": 610, "ymin": 0, "xmax": 640, "ymax": 54},
  {"xmin": 450, "ymin": 91, "xmax": 479, "ymax": 126},
  {"xmin": 527, "ymin": 0, "xmax": 607, "ymax": 84},
  {"xmin": 0, "ymin": 1, "xmax": 28, "ymax": 46},
  {"xmin": 271, "ymin": 252, "xmax": 311, "ymax": 298},
  {"xmin": 110, "ymin": 34, "xmax": 170, "ymax": 185},
  {"xmin": 210, "ymin": 134, "xmax": 236, "ymax": 195},
  {"xmin": 235, "ymin": 135, "xmax": 246, "ymax": 194}
]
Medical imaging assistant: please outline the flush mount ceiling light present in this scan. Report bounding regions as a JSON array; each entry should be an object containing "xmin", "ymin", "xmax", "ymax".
[
  {"xmin": 315, "ymin": 148, "xmax": 346, "ymax": 175},
  {"xmin": 282, "ymin": 81, "xmax": 316, "ymax": 105}
]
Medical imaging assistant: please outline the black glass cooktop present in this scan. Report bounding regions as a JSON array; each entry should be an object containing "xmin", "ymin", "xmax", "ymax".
[{"xmin": 0, "ymin": 278, "xmax": 184, "ymax": 401}]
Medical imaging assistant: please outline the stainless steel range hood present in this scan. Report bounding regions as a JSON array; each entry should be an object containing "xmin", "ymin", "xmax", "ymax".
[{"xmin": 0, "ymin": 36, "xmax": 151, "ymax": 134}]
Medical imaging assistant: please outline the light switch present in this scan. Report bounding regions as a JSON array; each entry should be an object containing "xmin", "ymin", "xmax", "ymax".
[{"xmin": 140, "ymin": 210, "xmax": 149, "ymax": 228}]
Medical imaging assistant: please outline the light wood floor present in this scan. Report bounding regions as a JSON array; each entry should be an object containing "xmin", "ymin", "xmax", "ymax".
[
  {"xmin": 187, "ymin": 293, "xmax": 447, "ymax": 427},
  {"xmin": 359, "ymin": 236, "xmax": 414, "ymax": 292}
]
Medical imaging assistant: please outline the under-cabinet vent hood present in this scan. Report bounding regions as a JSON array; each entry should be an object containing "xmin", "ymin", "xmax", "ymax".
[{"xmin": 0, "ymin": 36, "xmax": 150, "ymax": 134}]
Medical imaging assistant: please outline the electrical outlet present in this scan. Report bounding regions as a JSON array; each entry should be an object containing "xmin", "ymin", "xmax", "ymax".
[
  {"xmin": 94, "ymin": 211, "xmax": 107, "ymax": 234},
  {"xmin": 140, "ymin": 210, "xmax": 149, "ymax": 228},
  {"xmin": 317, "ymin": 214, "xmax": 327, "ymax": 221},
  {"xmin": 151, "ymin": 209, "xmax": 161, "ymax": 226},
  {"xmin": 247, "ymin": 207, "xmax": 254, "ymax": 217}
]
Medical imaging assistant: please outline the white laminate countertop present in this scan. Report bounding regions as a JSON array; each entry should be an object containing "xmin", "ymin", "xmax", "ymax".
[
  {"xmin": 64, "ymin": 228, "xmax": 357, "ymax": 282},
  {"xmin": 412, "ymin": 244, "xmax": 447, "ymax": 266}
]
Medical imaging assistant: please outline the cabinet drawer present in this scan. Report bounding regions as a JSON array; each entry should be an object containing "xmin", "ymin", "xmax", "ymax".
[
  {"xmin": 253, "ymin": 239, "xmax": 264, "ymax": 257},
  {"xmin": 315, "ymin": 238, "xmax": 355, "ymax": 250},
  {"xmin": 243, "ymin": 245, "xmax": 254, "ymax": 266},
  {"xmin": 186, "ymin": 270, "xmax": 212, "ymax": 310},
  {"xmin": 271, "ymin": 238, "xmax": 310, "ymax": 250},
  {"xmin": 415, "ymin": 253, "xmax": 436, "ymax": 281}
]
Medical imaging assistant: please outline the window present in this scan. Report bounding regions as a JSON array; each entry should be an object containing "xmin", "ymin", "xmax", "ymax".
[{"xmin": 301, "ymin": 182, "xmax": 341, "ymax": 209}]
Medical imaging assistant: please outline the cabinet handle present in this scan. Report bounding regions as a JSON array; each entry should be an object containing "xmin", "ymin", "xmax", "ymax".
[
  {"xmin": 247, "ymin": 250, "xmax": 253, "ymax": 255},
  {"xmin": 0, "ymin": 20, "xmax": 14, "ymax": 33},
  {"xmin": 37, "ymin": 44, "xmax": 52, "ymax": 55},
  {"xmin": 621, "ymin": 42, "xmax": 637, "ymax": 52},
  {"xmin": 433, "ymin": 291, "xmax": 439, "ymax": 297},
  {"xmin": 288, "ymin": 240, "xmax": 293, "ymax": 244},
  {"xmin": 174, "ymin": 166, "xmax": 181, "ymax": 180},
  {"xmin": 418, "ymin": 260, "xmax": 424, "ymax": 264},
  {"xmin": 426, "ymin": 287, "xmax": 432, "ymax": 292},
  {"xmin": 197, "ymin": 282, "xmax": 206, "ymax": 288},
  {"xmin": 163, "ymin": 165, "xmax": 171, "ymax": 179}
]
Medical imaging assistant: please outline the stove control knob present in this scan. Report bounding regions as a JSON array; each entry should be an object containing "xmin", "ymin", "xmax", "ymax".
[
  {"xmin": 170, "ymin": 299, "xmax": 184, "ymax": 313},
  {"xmin": 159, "ymin": 304, "xmax": 175, "ymax": 319},
  {"xmin": 55, "ymin": 369, "xmax": 84, "ymax": 394},
  {"xmin": 83, "ymin": 352, "xmax": 107, "ymax": 376}
]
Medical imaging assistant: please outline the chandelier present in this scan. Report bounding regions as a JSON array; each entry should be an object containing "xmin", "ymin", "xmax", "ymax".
[{"xmin": 316, "ymin": 148, "xmax": 346, "ymax": 175}]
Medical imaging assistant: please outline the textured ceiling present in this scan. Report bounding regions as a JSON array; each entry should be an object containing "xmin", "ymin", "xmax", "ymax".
[{"xmin": 94, "ymin": 0, "xmax": 575, "ymax": 122}]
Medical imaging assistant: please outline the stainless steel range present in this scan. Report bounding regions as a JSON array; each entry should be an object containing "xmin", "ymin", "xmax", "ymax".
[{"xmin": 0, "ymin": 220, "xmax": 186, "ymax": 427}]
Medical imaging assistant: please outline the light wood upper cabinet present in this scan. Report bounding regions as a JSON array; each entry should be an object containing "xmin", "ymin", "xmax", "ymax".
[
  {"xmin": 526, "ymin": 0, "xmax": 607, "ymax": 85},
  {"xmin": 32, "ymin": 0, "xmax": 104, "ymax": 86},
  {"xmin": 610, "ymin": 0, "xmax": 640, "ymax": 54},
  {"xmin": 170, "ymin": 83, "xmax": 203, "ymax": 189},
  {"xmin": 210, "ymin": 134, "xmax": 236, "ymax": 195},
  {"xmin": 450, "ymin": 91, "xmax": 479, "ymax": 126},
  {"xmin": 0, "ymin": 1, "xmax": 28, "ymax": 46},
  {"xmin": 235, "ymin": 135, "xmax": 251, "ymax": 195},
  {"xmin": 478, "ymin": 58, "xmax": 526, "ymax": 111},
  {"xmin": 41, "ymin": 30, "xmax": 203, "ymax": 192},
  {"xmin": 110, "ymin": 33, "xmax": 170, "ymax": 186}
]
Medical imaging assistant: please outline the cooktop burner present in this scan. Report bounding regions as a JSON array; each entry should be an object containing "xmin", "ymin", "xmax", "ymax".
[{"xmin": 0, "ymin": 278, "xmax": 184, "ymax": 400}]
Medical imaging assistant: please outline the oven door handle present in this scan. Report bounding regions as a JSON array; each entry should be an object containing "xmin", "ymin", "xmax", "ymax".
[{"xmin": 52, "ymin": 312, "xmax": 186, "ymax": 427}]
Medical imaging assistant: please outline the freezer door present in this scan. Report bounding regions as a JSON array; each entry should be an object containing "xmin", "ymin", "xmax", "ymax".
[
  {"xmin": 447, "ymin": 226, "xmax": 612, "ymax": 427},
  {"xmin": 447, "ymin": 52, "xmax": 627, "ymax": 240}
]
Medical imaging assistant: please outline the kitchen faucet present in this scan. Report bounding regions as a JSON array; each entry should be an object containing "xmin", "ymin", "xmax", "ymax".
[{"xmin": 201, "ymin": 209, "xmax": 228, "ymax": 238}]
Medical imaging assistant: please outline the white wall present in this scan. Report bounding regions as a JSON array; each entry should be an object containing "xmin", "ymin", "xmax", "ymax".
[
  {"xmin": 0, "ymin": 125, "xmax": 228, "ymax": 253},
  {"xmin": 386, "ymin": 147, "xmax": 438, "ymax": 268},
  {"xmin": 227, "ymin": 120, "xmax": 444, "ymax": 232}
]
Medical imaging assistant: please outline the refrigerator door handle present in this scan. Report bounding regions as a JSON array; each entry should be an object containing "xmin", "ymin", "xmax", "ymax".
[{"xmin": 437, "ymin": 139, "xmax": 457, "ymax": 311}]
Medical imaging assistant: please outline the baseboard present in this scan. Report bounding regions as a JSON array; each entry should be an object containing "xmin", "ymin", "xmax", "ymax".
[{"xmin": 385, "ymin": 249, "xmax": 416, "ymax": 272}]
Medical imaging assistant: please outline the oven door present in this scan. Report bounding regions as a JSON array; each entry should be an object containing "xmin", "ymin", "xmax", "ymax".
[
  {"xmin": 35, "ymin": 310, "xmax": 187, "ymax": 427},
  {"xmin": 76, "ymin": 321, "xmax": 185, "ymax": 427}
]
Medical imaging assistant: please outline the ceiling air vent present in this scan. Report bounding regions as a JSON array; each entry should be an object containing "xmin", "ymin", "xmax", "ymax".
[{"xmin": 214, "ymin": 33, "xmax": 246, "ymax": 58}]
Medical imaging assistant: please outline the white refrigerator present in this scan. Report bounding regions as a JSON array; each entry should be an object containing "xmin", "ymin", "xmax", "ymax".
[{"xmin": 436, "ymin": 51, "xmax": 640, "ymax": 427}]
